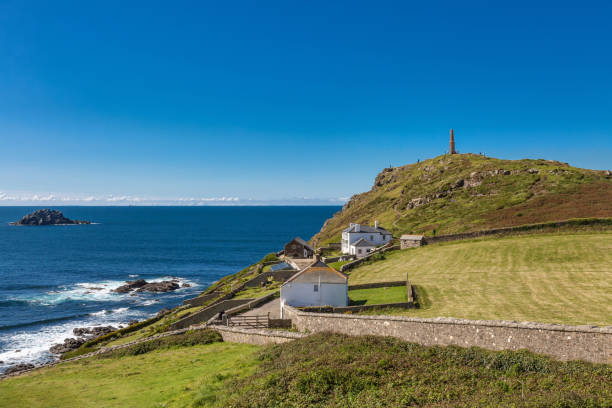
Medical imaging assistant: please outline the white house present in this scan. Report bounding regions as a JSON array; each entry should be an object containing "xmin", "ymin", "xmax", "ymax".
[
  {"xmin": 341, "ymin": 221, "xmax": 392, "ymax": 255},
  {"xmin": 280, "ymin": 257, "xmax": 348, "ymax": 316},
  {"xmin": 350, "ymin": 238, "xmax": 377, "ymax": 258}
]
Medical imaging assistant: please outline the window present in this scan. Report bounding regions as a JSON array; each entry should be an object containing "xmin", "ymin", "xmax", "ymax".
[
  {"xmin": 358, "ymin": 249, "xmax": 362, "ymax": 254},
  {"xmin": 313, "ymin": 284, "xmax": 318, "ymax": 292},
  {"xmin": 370, "ymin": 235, "xmax": 374, "ymax": 240}
]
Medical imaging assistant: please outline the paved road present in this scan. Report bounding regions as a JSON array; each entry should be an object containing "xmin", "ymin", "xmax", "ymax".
[{"xmin": 240, "ymin": 298, "xmax": 281, "ymax": 319}]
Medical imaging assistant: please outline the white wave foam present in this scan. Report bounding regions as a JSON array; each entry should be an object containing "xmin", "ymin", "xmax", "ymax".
[{"xmin": 0, "ymin": 309, "xmax": 146, "ymax": 371}]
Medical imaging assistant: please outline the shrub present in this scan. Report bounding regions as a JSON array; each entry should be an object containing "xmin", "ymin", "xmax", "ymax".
[{"xmin": 98, "ymin": 329, "xmax": 222, "ymax": 359}]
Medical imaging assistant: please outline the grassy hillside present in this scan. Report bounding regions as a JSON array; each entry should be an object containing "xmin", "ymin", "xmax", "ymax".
[
  {"xmin": 3, "ymin": 333, "xmax": 610, "ymax": 407},
  {"xmin": 312, "ymin": 153, "xmax": 612, "ymax": 245},
  {"xmin": 0, "ymin": 334, "xmax": 259, "ymax": 408},
  {"xmin": 348, "ymin": 232, "xmax": 612, "ymax": 326}
]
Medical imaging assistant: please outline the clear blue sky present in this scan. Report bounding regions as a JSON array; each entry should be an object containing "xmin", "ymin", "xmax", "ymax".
[{"xmin": 1, "ymin": 1, "xmax": 610, "ymax": 205}]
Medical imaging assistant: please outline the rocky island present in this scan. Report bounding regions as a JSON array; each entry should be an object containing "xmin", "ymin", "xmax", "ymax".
[{"xmin": 10, "ymin": 209, "xmax": 91, "ymax": 226}]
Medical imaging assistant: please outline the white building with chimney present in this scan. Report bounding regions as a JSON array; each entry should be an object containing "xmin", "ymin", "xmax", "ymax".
[{"xmin": 341, "ymin": 221, "xmax": 393, "ymax": 256}]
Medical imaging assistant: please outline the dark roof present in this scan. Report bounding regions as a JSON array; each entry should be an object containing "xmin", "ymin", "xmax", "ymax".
[
  {"xmin": 343, "ymin": 224, "xmax": 392, "ymax": 235},
  {"xmin": 286, "ymin": 237, "xmax": 314, "ymax": 251},
  {"xmin": 352, "ymin": 238, "xmax": 376, "ymax": 247}
]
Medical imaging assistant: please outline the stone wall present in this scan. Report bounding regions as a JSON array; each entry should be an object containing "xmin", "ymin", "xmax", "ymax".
[
  {"xmin": 298, "ymin": 302, "xmax": 415, "ymax": 314},
  {"xmin": 223, "ymin": 293, "xmax": 278, "ymax": 318},
  {"xmin": 183, "ymin": 292, "xmax": 223, "ymax": 307},
  {"xmin": 242, "ymin": 269, "xmax": 297, "ymax": 288},
  {"xmin": 170, "ymin": 299, "xmax": 253, "ymax": 330},
  {"xmin": 340, "ymin": 244, "xmax": 400, "ymax": 272},
  {"xmin": 425, "ymin": 218, "xmax": 612, "ymax": 245},
  {"xmin": 348, "ymin": 281, "xmax": 405, "ymax": 290},
  {"xmin": 215, "ymin": 326, "xmax": 306, "ymax": 345},
  {"xmin": 284, "ymin": 306, "xmax": 612, "ymax": 363}
]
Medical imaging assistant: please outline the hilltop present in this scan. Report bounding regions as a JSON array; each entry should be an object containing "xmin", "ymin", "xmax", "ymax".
[{"xmin": 312, "ymin": 153, "xmax": 612, "ymax": 245}]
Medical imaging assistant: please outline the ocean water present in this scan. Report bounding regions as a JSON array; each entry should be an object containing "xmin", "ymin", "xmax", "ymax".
[{"xmin": 0, "ymin": 206, "xmax": 339, "ymax": 371}]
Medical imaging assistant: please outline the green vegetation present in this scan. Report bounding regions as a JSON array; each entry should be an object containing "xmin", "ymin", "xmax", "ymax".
[
  {"xmin": 311, "ymin": 154, "xmax": 612, "ymax": 245},
  {"xmin": 4, "ymin": 333, "xmax": 610, "ymax": 407},
  {"xmin": 233, "ymin": 282, "xmax": 281, "ymax": 299},
  {"xmin": 328, "ymin": 259, "xmax": 351, "ymax": 271},
  {"xmin": 99, "ymin": 329, "xmax": 222, "ymax": 359},
  {"xmin": 261, "ymin": 252, "xmax": 279, "ymax": 263},
  {"xmin": 348, "ymin": 232, "xmax": 612, "ymax": 325},
  {"xmin": 348, "ymin": 286, "xmax": 407, "ymax": 305},
  {"xmin": 0, "ymin": 341, "xmax": 259, "ymax": 408},
  {"xmin": 217, "ymin": 333, "xmax": 612, "ymax": 407}
]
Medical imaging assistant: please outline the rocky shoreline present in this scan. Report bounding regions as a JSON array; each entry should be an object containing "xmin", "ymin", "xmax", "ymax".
[{"xmin": 1, "ymin": 278, "xmax": 192, "ymax": 376}]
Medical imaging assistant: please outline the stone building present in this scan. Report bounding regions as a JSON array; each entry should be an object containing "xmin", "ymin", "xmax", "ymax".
[
  {"xmin": 284, "ymin": 237, "xmax": 315, "ymax": 259},
  {"xmin": 400, "ymin": 234, "xmax": 424, "ymax": 249}
]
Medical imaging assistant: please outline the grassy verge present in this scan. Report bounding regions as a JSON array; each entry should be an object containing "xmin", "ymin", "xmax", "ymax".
[
  {"xmin": 347, "ymin": 232, "xmax": 612, "ymax": 326},
  {"xmin": 328, "ymin": 260, "xmax": 352, "ymax": 271},
  {"xmin": 0, "ymin": 341, "xmax": 260, "ymax": 408},
  {"xmin": 217, "ymin": 332, "xmax": 612, "ymax": 407},
  {"xmin": 348, "ymin": 286, "xmax": 406, "ymax": 305}
]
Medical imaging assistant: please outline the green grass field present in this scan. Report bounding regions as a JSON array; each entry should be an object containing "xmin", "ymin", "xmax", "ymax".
[
  {"xmin": 348, "ymin": 232, "xmax": 612, "ymax": 325},
  {"xmin": 3, "ymin": 333, "xmax": 610, "ymax": 407},
  {"xmin": 0, "ymin": 341, "xmax": 259, "ymax": 408},
  {"xmin": 348, "ymin": 286, "xmax": 407, "ymax": 305}
]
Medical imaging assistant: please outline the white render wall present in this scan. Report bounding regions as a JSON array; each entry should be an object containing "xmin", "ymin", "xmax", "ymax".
[
  {"xmin": 342, "ymin": 231, "xmax": 390, "ymax": 254},
  {"xmin": 281, "ymin": 282, "xmax": 348, "ymax": 308}
]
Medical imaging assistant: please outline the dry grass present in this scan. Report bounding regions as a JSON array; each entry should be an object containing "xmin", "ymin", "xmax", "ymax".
[{"xmin": 348, "ymin": 232, "xmax": 612, "ymax": 326}]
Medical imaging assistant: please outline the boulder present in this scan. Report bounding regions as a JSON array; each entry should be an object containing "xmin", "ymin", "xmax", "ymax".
[
  {"xmin": 156, "ymin": 308, "xmax": 171, "ymax": 318},
  {"xmin": 135, "ymin": 281, "xmax": 180, "ymax": 293},
  {"xmin": 112, "ymin": 279, "xmax": 147, "ymax": 293},
  {"xmin": 4, "ymin": 363, "xmax": 35, "ymax": 375},
  {"xmin": 181, "ymin": 283, "xmax": 191, "ymax": 288},
  {"xmin": 10, "ymin": 209, "xmax": 90, "ymax": 226},
  {"xmin": 49, "ymin": 337, "xmax": 86, "ymax": 354}
]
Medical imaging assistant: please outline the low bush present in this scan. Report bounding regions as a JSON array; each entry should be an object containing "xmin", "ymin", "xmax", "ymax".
[
  {"xmin": 217, "ymin": 332, "xmax": 612, "ymax": 407},
  {"xmin": 98, "ymin": 329, "xmax": 222, "ymax": 359}
]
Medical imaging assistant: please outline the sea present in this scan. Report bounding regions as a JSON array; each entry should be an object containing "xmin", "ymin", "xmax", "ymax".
[{"xmin": 0, "ymin": 206, "xmax": 339, "ymax": 372}]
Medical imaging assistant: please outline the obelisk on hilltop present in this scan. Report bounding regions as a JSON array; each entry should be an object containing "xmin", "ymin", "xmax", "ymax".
[{"xmin": 449, "ymin": 129, "xmax": 456, "ymax": 154}]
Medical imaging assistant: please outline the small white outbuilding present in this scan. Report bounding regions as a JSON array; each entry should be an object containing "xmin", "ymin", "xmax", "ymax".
[{"xmin": 280, "ymin": 257, "xmax": 348, "ymax": 316}]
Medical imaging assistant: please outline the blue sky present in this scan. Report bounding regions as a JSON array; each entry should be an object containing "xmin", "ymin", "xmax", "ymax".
[{"xmin": 1, "ymin": 1, "xmax": 610, "ymax": 205}]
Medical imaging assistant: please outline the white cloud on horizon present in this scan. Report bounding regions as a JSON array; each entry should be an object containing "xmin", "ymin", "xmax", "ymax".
[{"xmin": 0, "ymin": 191, "xmax": 347, "ymax": 206}]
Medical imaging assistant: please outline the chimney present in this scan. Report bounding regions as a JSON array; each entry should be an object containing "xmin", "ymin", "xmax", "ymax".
[
  {"xmin": 375, "ymin": 220, "xmax": 379, "ymax": 229},
  {"xmin": 449, "ymin": 129, "xmax": 456, "ymax": 154},
  {"xmin": 313, "ymin": 253, "xmax": 321, "ymax": 262},
  {"xmin": 355, "ymin": 223, "xmax": 360, "ymax": 232}
]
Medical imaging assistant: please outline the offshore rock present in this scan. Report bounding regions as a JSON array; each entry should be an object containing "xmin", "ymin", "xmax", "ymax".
[
  {"xmin": 10, "ymin": 209, "xmax": 91, "ymax": 226},
  {"xmin": 112, "ymin": 279, "xmax": 147, "ymax": 293}
]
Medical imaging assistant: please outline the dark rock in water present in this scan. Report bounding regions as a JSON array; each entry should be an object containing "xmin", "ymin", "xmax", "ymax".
[
  {"xmin": 73, "ymin": 327, "xmax": 91, "ymax": 337},
  {"xmin": 181, "ymin": 283, "xmax": 191, "ymax": 288},
  {"xmin": 112, "ymin": 279, "xmax": 147, "ymax": 293},
  {"xmin": 156, "ymin": 308, "xmax": 171, "ymax": 318},
  {"xmin": 10, "ymin": 209, "xmax": 91, "ymax": 226},
  {"xmin": 90, "ymin": 326, "xmax": 117, "ymax": 337},
  {"xmin": 4, "ymin": 363, "xmax": 35, "ymax": 375},
  {"xmin": 72, "ymin": 325, "xmax": 117, "ymax": 338},
  {"xmin": 135, "ymin": 281, "xmax": 180, "ymax": 293},
  {"xmin": 49, "ymin": 338, "xmax": 86, "ymax": 354}
]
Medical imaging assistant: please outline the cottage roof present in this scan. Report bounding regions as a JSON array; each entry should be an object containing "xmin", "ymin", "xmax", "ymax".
[
  {"xmin": 282, "ymin": 260, "xmax": 347, "ymax": 285},
  {"xmin": 352, "ymin": 238, "xmax": 376, "ymax": 247},
  {"xmin": 343, "ymin": 224, "xmax": 391, "ymax": 235},
  {"xmin": 400, "ymin": 234, "xmax": 424, "ymax": 240},
  {"xmin": 286, "ymin": 237, "xmax": 314, "ymax": 251}
]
